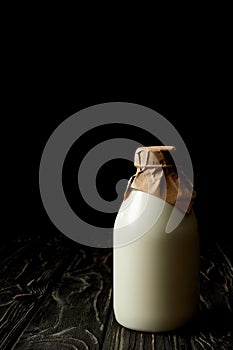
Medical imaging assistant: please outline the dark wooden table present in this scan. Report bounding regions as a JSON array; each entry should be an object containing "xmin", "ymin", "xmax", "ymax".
[{"xmin": 0, "ymin": 231, "xmax": 232, "ymax": 350}]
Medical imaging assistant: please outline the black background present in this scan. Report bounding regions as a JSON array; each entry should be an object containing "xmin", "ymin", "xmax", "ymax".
[{"xmin": 3, "ymin": 26, "xmax": 232, "ymax": 254}]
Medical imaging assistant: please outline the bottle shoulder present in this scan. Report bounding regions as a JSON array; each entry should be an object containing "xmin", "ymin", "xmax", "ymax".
[{"xmin": 114, "ymin": 190, "xmax": 198, "ymax": 246}]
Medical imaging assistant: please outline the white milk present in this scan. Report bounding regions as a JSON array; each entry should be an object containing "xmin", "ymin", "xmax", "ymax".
[{"xmin": 113, "ymin": 189, "xmax": 199, "ymax": 332}]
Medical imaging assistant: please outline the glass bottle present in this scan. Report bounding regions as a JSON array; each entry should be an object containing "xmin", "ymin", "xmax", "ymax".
[{"xmin": 113, "ymin": 146, "xmax": 199, "ymax": 332}]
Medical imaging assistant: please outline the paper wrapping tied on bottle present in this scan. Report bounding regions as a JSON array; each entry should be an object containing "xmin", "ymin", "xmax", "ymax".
[{"xmin": 124, "ymin": 146, "xmax": 195, "ymax": 214}]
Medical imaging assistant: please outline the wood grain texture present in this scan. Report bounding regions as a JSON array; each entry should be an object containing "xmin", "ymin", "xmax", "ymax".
[
  {"xmin": 0, "ymin": 233, "xmax": 76, "ymax": 350},
  {"xmin": 1, "ymin": 233, "xmax": 232, "ymax": 350},
  {"xmin": 102, "ymin": 311, "xmax": 191, "ymax": 350},
  {"xmin": 13, "ymin": 247, "xmax": 112, "ymax": 350}
]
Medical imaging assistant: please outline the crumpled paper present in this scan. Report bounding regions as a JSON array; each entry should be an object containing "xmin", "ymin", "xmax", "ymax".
[{"xmin": 124, "ymin": 146, "xmax": 195, "ymax": 214}]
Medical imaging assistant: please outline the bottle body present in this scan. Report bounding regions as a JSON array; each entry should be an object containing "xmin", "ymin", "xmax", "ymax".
[{"xmin": 113, "ymin": 189, "xmax": 199, "ymax": 332}]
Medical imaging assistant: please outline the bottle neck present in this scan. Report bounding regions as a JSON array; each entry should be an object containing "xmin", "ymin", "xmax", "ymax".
[{"xmin": 124, "ymin": 146, "xmax": 195, "ymax": 215}]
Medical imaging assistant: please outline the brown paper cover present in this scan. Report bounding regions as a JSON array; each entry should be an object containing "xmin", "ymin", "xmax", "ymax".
[{"xmin": 124, "ymin": 146, "xmax": 195, "ymax": 214}]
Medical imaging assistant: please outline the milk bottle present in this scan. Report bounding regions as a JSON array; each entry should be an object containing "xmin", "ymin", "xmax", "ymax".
[{"xmin": 113, "ymin": 146, "xmax": 199, "ymax": 332}]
